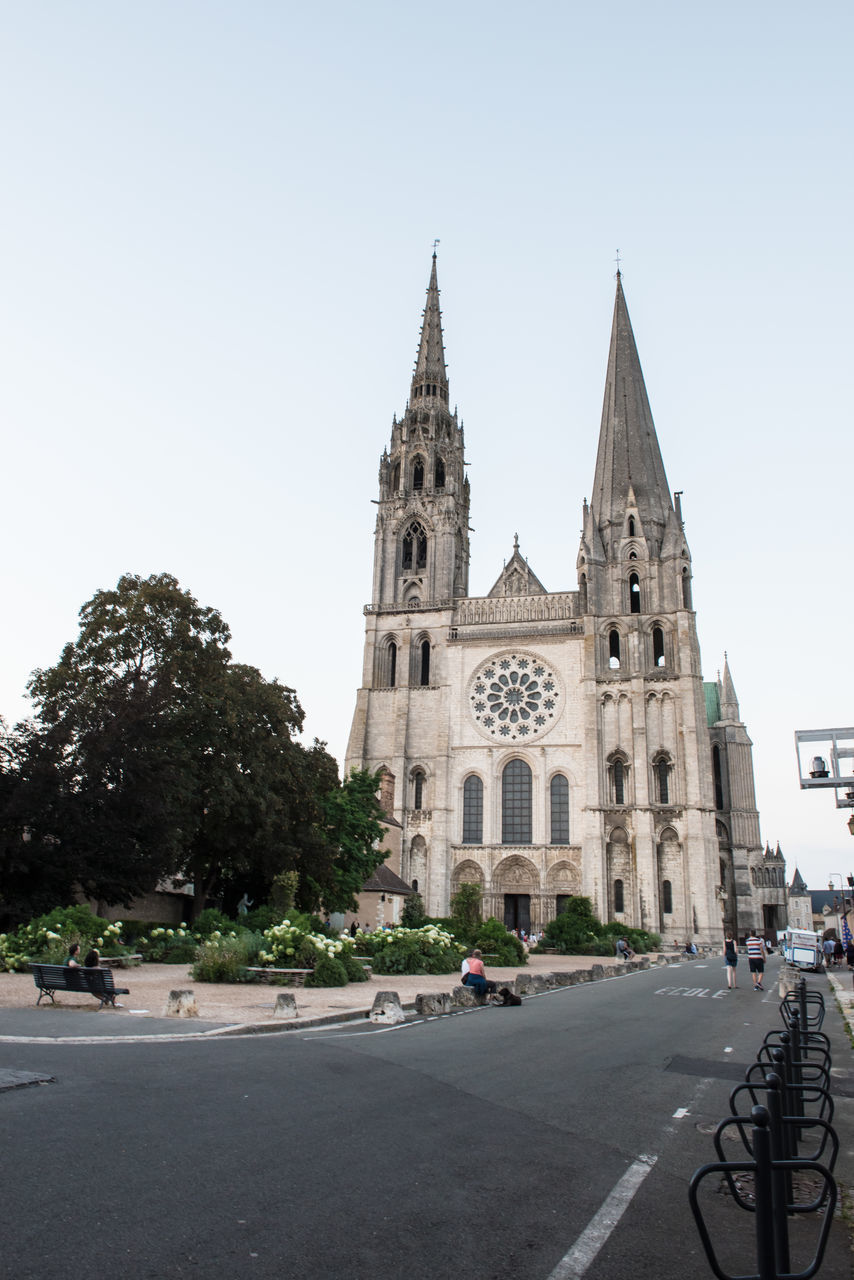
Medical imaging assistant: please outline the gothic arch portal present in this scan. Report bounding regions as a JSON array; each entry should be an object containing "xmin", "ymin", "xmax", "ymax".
[
  {"xmin": 493, "ymin": 854, "xmax": 540, "ymax": 893},
  {"xmin": 451, "ymin": 858, "xmax": 484, "ymax": 892},
  {"xmin": 546, "ymin": 860, "xmax": 581, "ymax": 894}
]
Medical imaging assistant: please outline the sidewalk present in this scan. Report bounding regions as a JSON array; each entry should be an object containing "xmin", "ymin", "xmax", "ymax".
[{"xmin": 0, "ymin": 951, "xmax": 675, "ymax": 1041}]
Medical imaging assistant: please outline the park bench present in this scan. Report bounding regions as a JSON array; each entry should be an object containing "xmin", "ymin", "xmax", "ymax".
[
  {"xmin": 97, "ymin": 954, "xmax": 142, "ymax": 968},
  {"xmin": 244, "ymin": 967, "xmax": 313, "ymax": 985},
  {"xmin": 29, "ymin": 963, "xmax": 129, "ymax": 1011}
]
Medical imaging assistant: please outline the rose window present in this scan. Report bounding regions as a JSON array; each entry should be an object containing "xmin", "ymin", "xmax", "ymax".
[{"xmin": 468, "ymin": 651, "xmax": 562, "ymax": 742}]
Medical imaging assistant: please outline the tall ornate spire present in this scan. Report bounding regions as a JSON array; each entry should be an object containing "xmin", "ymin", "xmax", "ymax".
[
  {"xmin": 590, "ymin": 273, "xmax": 673, "ymax": 534},
  {"xmin": 720, "ymin": 653, "xmax": 741, "ymax": 721},
  {"xmin": 410, "ymin": 252, "xmax": 449, "ymax": 404}
]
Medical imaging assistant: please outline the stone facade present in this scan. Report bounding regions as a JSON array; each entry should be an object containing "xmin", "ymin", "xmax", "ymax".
[{"xmin": 345, "ymin": 257, "xmax": 778, "ymax": 945}]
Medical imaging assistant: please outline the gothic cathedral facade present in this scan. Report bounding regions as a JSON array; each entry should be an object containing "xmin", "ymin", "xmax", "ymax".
[{"xmin": 345, "ymin": 256, "xmax": 780, "ymax": 945}]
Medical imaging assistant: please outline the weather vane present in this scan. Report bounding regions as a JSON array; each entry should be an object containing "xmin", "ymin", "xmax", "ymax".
[
  {"xmin": 614, "ymin": 248, "xmax": 622, "ymax": 276},
  {"xmin": 433, "ymin": 238, "xmax": 440, "ymax": 255}
]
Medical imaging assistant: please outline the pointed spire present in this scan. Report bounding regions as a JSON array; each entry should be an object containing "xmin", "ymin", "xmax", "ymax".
[
  {"xmin": 720, "ymin": 653, "xmax": 740, "ymax": 721},
  {"xmin": 789, "ymin": 866, "xmax": 808, "ymax": 895},
  {"xmin": 590, "ymin": 274, "xmax": 673, "ymax": 533},
  {"xmin": 410, "ymin": 252, "xmax": 449, "ymax": 404}
]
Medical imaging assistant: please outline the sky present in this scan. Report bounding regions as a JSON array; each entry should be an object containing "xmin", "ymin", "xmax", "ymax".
[{"xmin": 1, "ymin": 2, "xmax": 851, "ymax": 893}]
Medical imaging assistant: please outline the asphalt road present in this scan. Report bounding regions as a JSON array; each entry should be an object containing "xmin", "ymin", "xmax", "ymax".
[{"xmin": 2, "ymin": 956, "xmax": 852, "ymax": 1279}]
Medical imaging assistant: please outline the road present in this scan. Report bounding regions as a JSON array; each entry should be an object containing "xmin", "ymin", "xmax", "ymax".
[{"xmin": 2, "ymin": 955, "xmax": 852, "ymax": 1279}]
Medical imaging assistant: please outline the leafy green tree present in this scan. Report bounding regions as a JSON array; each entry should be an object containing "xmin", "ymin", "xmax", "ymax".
[
  {"xmin": 302, "ymin": 768, "xmax": 389, "ymax": 914},
  {"xmin": 450, "ymin": 881, "xmax": 483, "ymax": 941},
  {"xmin": 401, "ymin": 891, "xmax": 427, "ymax": 928},
  {"xmin": 0, "ymin": 573, "xmax": 389, "ymax": 927}
]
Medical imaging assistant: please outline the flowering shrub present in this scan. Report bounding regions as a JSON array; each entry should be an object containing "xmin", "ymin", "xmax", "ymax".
[
  {"xmin": 354, "ymin": 925, "xmax": 463, "ymax": 975},
  {"xmin": 0, "ymin": 906, "xmax": 129, "ymax": 972},
  {"xmin": 141, "ymin": 925, "xmax": 198, "ymax": 964},
  {"xmin": 259, "ymin": 920, "xmax": 347, "ymax": 968}
]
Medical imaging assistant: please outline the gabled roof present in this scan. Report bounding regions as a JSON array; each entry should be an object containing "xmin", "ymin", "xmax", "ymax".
[
  {"xmin": 361, "ymin": 863, "xmax": 414, "ymax": 896},
  {"xmin": 487, "ymin": 536, "xmax": 547, "ymax": 597}
]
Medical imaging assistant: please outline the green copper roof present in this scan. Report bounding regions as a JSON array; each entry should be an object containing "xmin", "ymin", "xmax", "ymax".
[{"xmin": 704, "ymin": 682, "xmax": 720, "ymax": 727}]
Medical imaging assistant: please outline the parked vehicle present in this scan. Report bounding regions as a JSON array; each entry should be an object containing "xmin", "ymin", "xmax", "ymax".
[{"xmin": 781, "ymin": 927, "xmax": 823, "ymax": 972}]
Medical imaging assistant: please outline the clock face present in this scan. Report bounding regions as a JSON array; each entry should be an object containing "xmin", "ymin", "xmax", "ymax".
[{"xmin": 468, "ymin": 650, "xmax": 562, "ymax": 743}]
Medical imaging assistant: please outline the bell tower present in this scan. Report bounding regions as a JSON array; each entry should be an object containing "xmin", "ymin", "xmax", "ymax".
[{"xmin": 372, "ymin": 252, "xmax": 470, "ymax": 608}]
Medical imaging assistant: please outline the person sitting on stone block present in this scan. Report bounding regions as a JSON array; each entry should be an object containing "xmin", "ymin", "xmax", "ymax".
[{"xmin": 461, "ymin": 950, "xmax": 498, "ymax": 1000}]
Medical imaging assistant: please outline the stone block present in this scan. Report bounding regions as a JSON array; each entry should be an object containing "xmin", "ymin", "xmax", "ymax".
[
  {"xmin": 165, "ymin": 989, "xmax": 198, "ymax": 1018},
  {"xmin": 514, "ymin": 973, "xmax": 537, "ymax": 995},
  {"xmin": 451, "ymin": 984, "xmax": 479, "ymax": 1007},
  {"xmin": 590, "ymin": 964, "xmax": 605, "ymax": 981},
  {"xmin": 273, "ymin": 992, "xmax": 299, "ymax": 1019},
  {"xmin": 415, "ymin": 992, "xmax": 452, "ymax": 1015},
  {"xmin": 370, "ymin": 991, "xmax": 405, "ymax": 1024},
  {"xmin": 551, "ymin": 971, "xmax": 575, "ymax": 987}
]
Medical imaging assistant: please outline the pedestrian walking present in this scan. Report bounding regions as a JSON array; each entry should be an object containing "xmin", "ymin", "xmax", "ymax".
[
  {"xmin": 745, "ymin": 930, "xmax": 766, "ymax": 991},
  {"xmin": 723, "ymin": 933, "xmax": 738, "ymax": 989}
]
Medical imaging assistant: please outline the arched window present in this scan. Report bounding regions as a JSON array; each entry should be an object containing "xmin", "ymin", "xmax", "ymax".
[
  {"xmin": 682, "ymin": 568, "xmax": 692, "ymax": 609},
  {"xmin": 628, "ymin": 517, "xmax": 636, "ymax": 536},
  {"xmin": 662, "ymin": 879, "xmax": 673, "ymax": 913},
  {"xmin": 502, "ymin": 759, "xmax": 532, "ymax": 844},
  {"xmin": 713, "ymin": 745, "xmax": 724, "ymax": 811},
  {"xmin": 655, "ymin": 757, "xmax": 670, "ymax": 804},
  {"xmin": 434, "ymin": 457, "xmax": 445, "ymax": 488},
  {"xmin": 391, "ymin": 461, "xmax": 400, "ymax": 491},
  {"xmin": 388, "ymin": 640, "xmax": 397, "ymax": 687},
  {"xmin": 419, "ymin": 639, "xmax": 430, "ymax": 686},
  {"xmin": 629, "ymin": 573, "xmax": 641, "ymax": 614},
  {"xmin": 614, "ymin": 752, "xmax": 627, "ymax": 803},
  {"xmin": 413, "ymin": 770, "xmax": 425, "ymax": 810},
  {"xmin": 609, "ymin": 628, "xmax": 621, "ymax": 668},
  {"xmin": 401, "ymin": 521, "xmax": 427, "ymax": 572},
  {"xmin": 653, "ymin": 627, "xmax": 665, "ymax": 667},
  {"xmin": 550, "ymin": 775, "xmax": 570, "ymax": 844},
  {"xmin": 462, "ymin": 776, "xmax": 483, "ymax": 844},
  {"xmin": 413, "ymin": 457, "xmax": 424, "ymax": 490},
  {"xmin": 412, "ymin": 878, "xmax": 418, "ymax": 892},
  {"xmin": 614, "ymin": 878, "xmax": 624, "ymax": 913}
]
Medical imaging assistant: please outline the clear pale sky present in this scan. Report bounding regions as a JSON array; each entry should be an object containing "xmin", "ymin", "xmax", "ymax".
[{"xmin": 1, "ymin": 3, "xmax": 851, "ymax": 893}]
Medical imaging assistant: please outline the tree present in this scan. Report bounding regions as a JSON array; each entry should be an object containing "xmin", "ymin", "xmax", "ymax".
[
  {"xmin": 303, "ymin": 768, "xmax": 389, "ymax": 914},
  {"xmin": 0, "ymin": 573, "xmax": 391, "ymax": 927},
  {"xmin": 451, "ymin": 882, "xmax": 483, "ymax": 939}
]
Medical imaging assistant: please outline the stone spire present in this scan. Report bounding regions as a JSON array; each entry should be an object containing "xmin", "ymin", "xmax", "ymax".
[
  {"xmin": 590, "ymin": 273, "xmax": 673, "ymax": 536},
  {"xmin": 410, "ymin": 252, "xmax": 449, "ymax": 404},
  {"xmin": 720, "ymin": 653, "xmax": 740, "ymax": 721}
]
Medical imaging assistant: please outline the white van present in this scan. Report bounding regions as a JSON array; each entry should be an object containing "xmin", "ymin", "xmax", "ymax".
[{"xmin": 782, "ymin": 927, "xmax": 823, "ymax": 972}]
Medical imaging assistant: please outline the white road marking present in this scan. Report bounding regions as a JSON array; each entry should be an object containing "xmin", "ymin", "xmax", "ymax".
[
  {"xmin": 546, "ymin": 1155, "xmax": 658, "ymax": 1280},
  {"xmin": 672, "ymin": 1107, "xmax": 689, "ymax": 1118}
]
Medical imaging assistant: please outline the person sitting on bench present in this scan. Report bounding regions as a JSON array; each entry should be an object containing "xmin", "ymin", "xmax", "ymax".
[{"xmin": 462, "ymin": 950, "xmax": 498, "ymax": 999}]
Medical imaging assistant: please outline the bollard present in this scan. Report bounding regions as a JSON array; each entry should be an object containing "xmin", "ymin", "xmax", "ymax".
[
  {"xmin": 165, "ymin": 989, "xmax": 198, "ymax": 1018},
  {"xmin": 272, "ymin": 992, "xmax": 298, "ymax": 1019},
  {"xmin": 750, "ymin": 1108, "xmax": 778, "ymax": 1280}
]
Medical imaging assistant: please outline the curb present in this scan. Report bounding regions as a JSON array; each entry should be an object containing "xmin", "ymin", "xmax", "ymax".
[{"xmin": 0, "ymin": 954, "xmax": 663, "ymax": 1045}]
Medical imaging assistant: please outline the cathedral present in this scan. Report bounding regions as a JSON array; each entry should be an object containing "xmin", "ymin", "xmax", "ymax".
[{"xmin": 345, "ymin": 256, "xmax": 784, "ymax": 945}]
